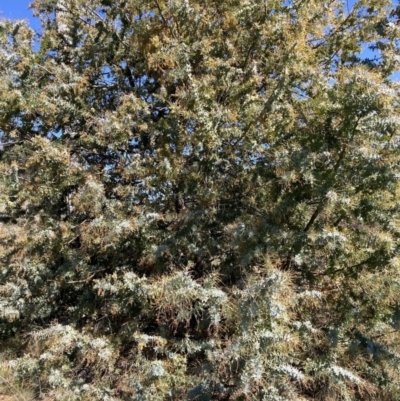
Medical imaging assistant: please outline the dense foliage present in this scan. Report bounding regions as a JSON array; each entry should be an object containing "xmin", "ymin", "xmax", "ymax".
[{"xmin": 1, "ymin": 0, "xmax": 400, "ymax": 399}]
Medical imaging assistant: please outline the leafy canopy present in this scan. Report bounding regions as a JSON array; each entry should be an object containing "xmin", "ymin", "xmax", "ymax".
[{"xmin": 1, "ymin": 0, "xmax": 400, "ymax": 400}]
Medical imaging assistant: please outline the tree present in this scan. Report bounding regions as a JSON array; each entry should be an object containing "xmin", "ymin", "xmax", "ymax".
[{"xmin": 0, "ymin": 0, "xmax": 400, "ymax": 399}]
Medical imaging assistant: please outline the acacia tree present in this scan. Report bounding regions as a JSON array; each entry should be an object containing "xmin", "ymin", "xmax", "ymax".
[{"xmin": 1, "ymin": 0, "xmax": 400, "ymax": 400}]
